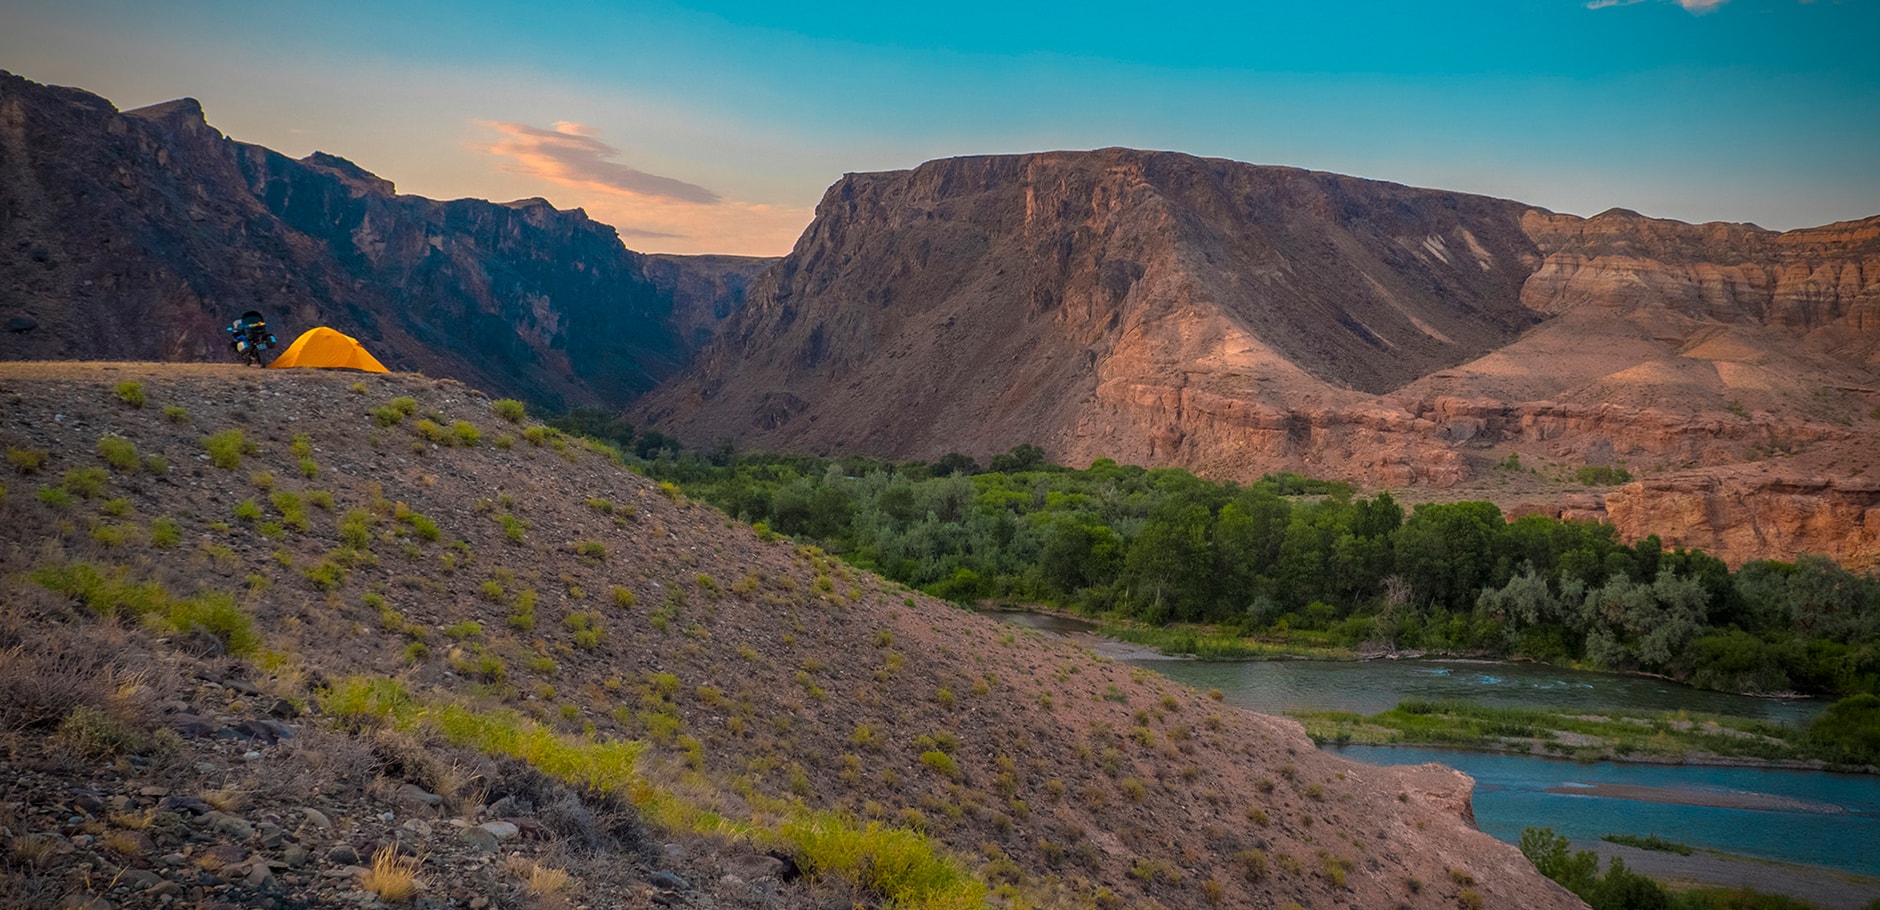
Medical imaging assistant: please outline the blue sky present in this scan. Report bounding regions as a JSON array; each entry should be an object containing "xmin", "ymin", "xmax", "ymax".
[{"xmin": 5, "ymin": 0, "xmax": 1876, "ymax": 255}]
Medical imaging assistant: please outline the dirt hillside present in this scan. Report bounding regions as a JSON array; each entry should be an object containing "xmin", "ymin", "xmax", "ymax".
[{"xmin": 0, "ymin": 362, "xmax": 1583, "ymax": 909}]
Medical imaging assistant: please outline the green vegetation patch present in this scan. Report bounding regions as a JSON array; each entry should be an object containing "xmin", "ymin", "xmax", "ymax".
[
  {"xmin": 31, "ymin": 562, "xmax": 258, "ymax": 654},
  {"xmin": 1287, "ymin": 698, "xmax": 1868, "ymax": 766},
  {"xmin": 1601, "ymin": 833, "xmax": 1693, "ymax": 855},
  {"xmin": 96, "ymin": 436, "xmax": 139, "ymax": 472},
  {"xmin": 112, "ymin": 380, "xmax": 146, "ymax": 408},
  {"xmin": 203, "ymin": 429, "xmax": 255, "ymax": 470},
  {"xmin": 1522, "ymin": 827, "xmax": 1827, "ymax": 910},
  {"xmin": 627, "ymin": 445, "xmax": 1880, "ymax": 701},
  {"xmin": 320, "ymin": 676, "xmax": 986, "ymax": 908}
]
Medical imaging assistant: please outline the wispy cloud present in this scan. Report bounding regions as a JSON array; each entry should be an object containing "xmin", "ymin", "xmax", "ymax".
[
  {"xmin": 476, "ymin": 120, "xmax": 721, "ymax": 205},
  {"xmin": 1586, "ymin": 0, "xmax": 1728, "ymax": 11},
  {"xmin": 472, "ymin": 119, "xmax": 812, "ymax": 255}
]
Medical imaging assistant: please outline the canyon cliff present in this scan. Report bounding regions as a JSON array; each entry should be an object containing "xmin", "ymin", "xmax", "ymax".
[
  {"xmin": 637, "ymin": 150, "xmax": 1880, "ymax": 568},
  {"xmin": 0, "ymin": 72, "xmax": 770, "ymax": 409}
]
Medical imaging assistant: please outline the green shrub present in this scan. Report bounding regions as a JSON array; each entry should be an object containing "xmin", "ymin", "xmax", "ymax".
[
  {"xmin": 448, "ymin": 649, "xmax": 506, "ymax": 682},
  {"xmin": 7, "ymin": 447, "xmax": 50, "ymax": 474},
  {"xmin": 62, "ymin": 467, "xmax": 109, "ymax": 499},
  {"xmin": 143, "ymin": 455, "xmax": 168, "ymax": 474},
  {"xmin": 492, "ymin": 399, "xmax": 527, "ymax": 423},
  {"xmin": 611, "ymin": 586, "xmax": 637, "ymax": 608},
  {"xmin": 1600, "ymin": 833, "xmax": 1693, "ymax": 855},
  {"xmin": 113, "ymin": 381, "xmax": 146, "ymax": 408},
  {"xmin": 443, "ymin": 621, "xmax": 484, "ymax": 640},
  {"xmin": 150, "ymin": 518, "xmax": 181, "ymax": 549},
  {"xmin": 271, "ymin": 491, "xmax": 309, "ymax": 531},
  {"xmin": 162, "ymin": 405, "xmax": 189, "ymax": 423},
  {"xmin": 234, "ymin": 499, "xmax": 262, "ymax": 521},
  {"xmin": 90, "ymin": 524, "xmax": 133, "ymax": 547},
  {"xmin": 36, "ymin": 486, "xmax": 74, "ymax": 508},
  {"xmin": 1575, "ymin": 465, "xmax": 1632, "ymax": 486},
  {"xmin": 415, "ymin": 419, "xmax": 451, "ymax": 445},
  {"xmin": 509, "ymin": 590, "xmax": 537, "ymax": 631},
  {"xmin": 320, "ymin": 676, "xmax": 416, "ymax": 726},
  {"xmin": 920, "ymin": 750, "xmax": 962, "ymax": 779},
  {"xmin": 499, "ymin": 514, "xmax": 527, "ymax": 544},
  {"xmin": 203, "ymin": 429, "xmax": 251, "ymax": 470},
  {"xmin": 164, "ymin": 592, "xmax": 260, "ymax": 654},
  {"xmin": 31, "ymin": 563, "xmax": 255, "ymax": 654},
  {"xmin": 451, "ymin": 420, "xmax": 482, "ymax": 446},
  {"xmin": 778, "ymin": 812, "xmax": 986, "ymax": 909},
  {"xmin": 576, "ymin": 540, "xmax": 606, "ymax": 561},
  {"xmin": 303, "ymin": 559, "xmax": 345, "ymax": 591},
  {"xmin": 57, "ymin": 706, "xmax": 152, "ymax": 758},
  {"xmin": 339, "ymin": 509, "xmax": 373, "ymax": 548},
  {"xmin": 96, "ymin": 436, "xmax": 139, "ymax": 471},
  {"xmin": 406, "ymin": 513, "xmax": 441, "ymax": 542},
  {"xmin": 1810, "ymin": 694, "xmax": 1880, "ymax": 765}
]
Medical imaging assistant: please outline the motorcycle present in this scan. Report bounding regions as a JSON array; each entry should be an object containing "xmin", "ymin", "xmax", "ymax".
[{"xmin": 227, "ymin": 310, "xmax": 277, "ymax": 366}]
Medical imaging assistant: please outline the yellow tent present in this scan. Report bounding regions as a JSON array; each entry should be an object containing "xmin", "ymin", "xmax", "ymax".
[{"xmin": 268, "ymin": 327, "xmax": 389, "ymax": 373}]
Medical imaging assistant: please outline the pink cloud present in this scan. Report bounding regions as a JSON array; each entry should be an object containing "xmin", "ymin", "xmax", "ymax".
[{"xmin": 476, "ymin": 120, "xmax": 720, "ymax": 205}]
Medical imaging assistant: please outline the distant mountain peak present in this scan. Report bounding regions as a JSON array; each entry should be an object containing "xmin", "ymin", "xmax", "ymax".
[
  {"xmin": 123, "ymin": 96, "xmax": 207, "ymax": 128},
  {"xmin": 300, "ymin": 151, "xmax": 394, "ymax": 195}
]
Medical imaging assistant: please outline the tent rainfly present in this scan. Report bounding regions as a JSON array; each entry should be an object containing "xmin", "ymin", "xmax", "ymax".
[{"xmin": 267, "ymin": 327, "xmax": 389, "ymax": 372}]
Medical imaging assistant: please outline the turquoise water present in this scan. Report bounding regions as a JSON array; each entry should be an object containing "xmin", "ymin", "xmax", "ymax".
[
  {"xmin": 1336, "ymin": 746, "xmax": 1880, "ymax": 877},
  {"xmin": 980, "ymin": 610, "xmax": 1872, "ymax": 876},
  {"xmin": 1134, "ymin": 656, "xmax": 1822, "ymax": 724}
]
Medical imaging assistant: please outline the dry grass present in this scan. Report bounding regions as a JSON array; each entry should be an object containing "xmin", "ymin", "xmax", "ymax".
[
  {"xmin": 360, "ymin": 845, "xmax": 422, "ymax": 902},
  {"xmin": 99, "ymin": 830, "xmax": 146, "ymax": 858},
  {"xmin": 503, "ymin": 856, "xmax": 571, "ymax": 895},
  {"xmin": 203, "ymin": 787, "xmax": 248, "ymax": 812}
]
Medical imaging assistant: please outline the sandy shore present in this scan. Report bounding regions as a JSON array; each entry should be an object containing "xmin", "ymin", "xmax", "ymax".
[{"xmin": 1545, "ymin": 782, "xmax": 1849, "ymax": 814}]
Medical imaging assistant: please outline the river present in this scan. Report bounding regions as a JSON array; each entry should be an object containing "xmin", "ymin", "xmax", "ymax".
[{"xmin": 985, "ymin": 610, "xmax": 1879, "ymax": 882}]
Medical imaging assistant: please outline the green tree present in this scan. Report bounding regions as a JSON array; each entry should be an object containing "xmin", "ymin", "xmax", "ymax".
[
  {"xmin": 1395, "ymin": 502, "xmax": 1503, "ymax": 610},
  {"xmin": 1124, "ymin": 504, "xmax": 1214, "ymax": 623}
]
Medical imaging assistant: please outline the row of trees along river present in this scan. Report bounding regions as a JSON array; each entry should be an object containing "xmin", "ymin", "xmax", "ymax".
[{"xmin": 552, "ymin": 410, "xmax": 1880, "ymax": 765}]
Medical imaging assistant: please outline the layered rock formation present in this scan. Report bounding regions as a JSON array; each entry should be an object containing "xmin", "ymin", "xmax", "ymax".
[
  {"xmin": 638, "ymin": 149, "xmax": 1880, "ymax": 567},
  {"xmin": 0, "ymin": 72, "xmax": 772, "ymax": 409}
]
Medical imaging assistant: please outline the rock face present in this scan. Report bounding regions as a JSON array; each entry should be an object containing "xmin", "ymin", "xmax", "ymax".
[
  {"xmin": 642, "ymin": 253, "xmax": 776, "ymax": 351},
  {"xmin": 1604, "ymin": 470, "xmax": 1880, "ymax": 570},
  {"xmin": 640, "ymin": 148, "xmax": 1546, "ymax": 454},
  {"xmin": 638, "ymin": 149, "xmax": 1880, "ymax": 567},
  {"xmin": 0, "ymin": 72, "xmax": 772, "ymax": 409}
]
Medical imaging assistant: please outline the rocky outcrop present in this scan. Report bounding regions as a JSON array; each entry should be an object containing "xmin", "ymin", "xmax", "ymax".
[
  {"xmin": 639, "ymin": 148, "xmax": 1550, "ymax": 453},
  {"xmin": 1520, "ymin": 209, "xmax": 1880, "ymax": 340},
  {"xmin": 0, "ymin": 71, "xmax": 758, "ymax": 410},
  {"xmin": 1606, "ymin": 472, "xmax": 1880, "ymax": 570}
]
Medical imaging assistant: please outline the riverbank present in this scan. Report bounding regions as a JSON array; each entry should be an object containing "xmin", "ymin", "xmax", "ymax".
[
  {"xmin": 1290, "ymin": 699, "xmax": 1875, "ymax": 772},
  {"xmin": 986, "ymin": 607, "xmax": 1868, "ymax": 772},
  {"xmin": 1586, "ymin": 840, "xmax": 1880, "ymax": 910}
]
